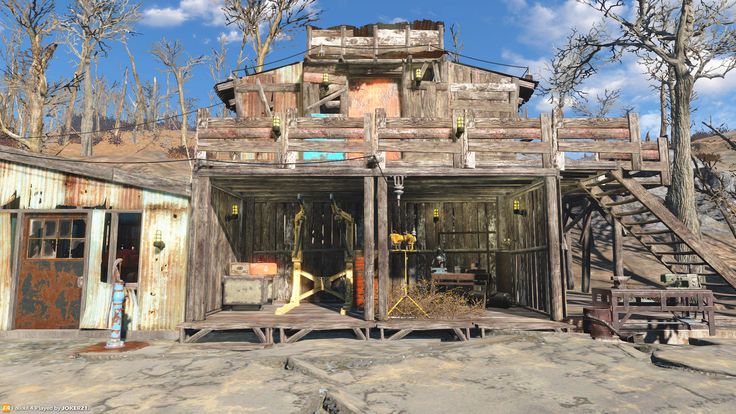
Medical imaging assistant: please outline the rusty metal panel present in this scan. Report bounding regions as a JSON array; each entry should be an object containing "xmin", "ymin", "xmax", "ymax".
[
  {"xmin": 79, "ymin": 210, "xmax": 112, "ymax": 329},
  {"xmin": 64, "ymin": 176, "xmax": 143, "ymax": 209},
  {"xmin": 0, "ymin": 213, "xmax": 13, "ymax": 330},
  {"xmin": 14, "ymin": 214, "xmax": 86, "ymax": 329},
  {"xmin": 136, "ymin": 191, "xmax": 190, "ymax": 330},
  {"xmin": 0, "ymin": 162, "xmax": 65, "ymax": 209}
]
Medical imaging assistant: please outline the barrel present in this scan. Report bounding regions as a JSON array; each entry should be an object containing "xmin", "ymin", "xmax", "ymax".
[{"xmin": 583, "ymin": 306, "xmax": 614, "ymax": 340}]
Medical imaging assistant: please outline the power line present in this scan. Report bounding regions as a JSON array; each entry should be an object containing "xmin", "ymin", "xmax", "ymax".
[{"xmin": 10, "ymin": 102, "xmax": 225, "ymax": 141}]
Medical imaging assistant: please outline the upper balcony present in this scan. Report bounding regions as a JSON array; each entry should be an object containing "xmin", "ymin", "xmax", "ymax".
[{"xmin": 194, "ymin": 108, "xmax": 670, "ymax": 184}]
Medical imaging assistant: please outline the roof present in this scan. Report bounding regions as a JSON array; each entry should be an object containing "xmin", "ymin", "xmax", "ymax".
[
  {"xmin": 0, "ymin": 145, "xmax": 190, "ymax": 197},
  {"xmin": 311, "ymin": 20, "xmax": 443, "ymax": 33}
]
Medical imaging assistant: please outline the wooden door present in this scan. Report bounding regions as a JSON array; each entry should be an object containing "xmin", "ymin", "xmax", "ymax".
[
  {"xmin": 348, "ymin": 78, "xmax": 401, "ymax": 160},
  {"xmin": 14, "ymin": 214, "xmax": 87, "ymax": 329}
]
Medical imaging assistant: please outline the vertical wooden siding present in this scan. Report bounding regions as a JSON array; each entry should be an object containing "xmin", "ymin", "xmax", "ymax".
[
  {"xmin": 0, "ymin": 214, "xmax": 13, "ymax": 330},
  {"xmin": 79, "ymin": 210, "xmax": 112, "ymax": 329}
]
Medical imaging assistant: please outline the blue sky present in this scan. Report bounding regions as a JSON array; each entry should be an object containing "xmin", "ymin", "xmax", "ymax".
[{"xmin": 41, "ymin": 0, "xmax": 736, "ymax": 135}]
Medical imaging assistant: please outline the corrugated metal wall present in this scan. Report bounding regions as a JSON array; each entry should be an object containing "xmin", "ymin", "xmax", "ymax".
[{"xmin": 0, "ymin": 161, "xmax": 189, "ymax": 331}]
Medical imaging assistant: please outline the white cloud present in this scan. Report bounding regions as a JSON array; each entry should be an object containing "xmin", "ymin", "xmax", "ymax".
[
  {"xmin": 141, "ymin": 7, "xmax": 188, "ymax": 27},
  {"xmin": 218, "ymin": 29, "xmax": 241, "ymax": 44},
  {"xmin": 696, "ymin": 62, "xmax": 736, "ymax": 97},
  {"xmin": 388, "ymin": 17, "xmax": 407, "ymax": 24},
  {"xmin": 505, "ymin": 0, "xmax": 607, "ymax": 47},
  {"xmin": 141, "ymin": 0, "xmax": 225, "ymax": 27},
  {"xmin": 639, "ymin": 112, "xmax": 661, "ymax": 137}
]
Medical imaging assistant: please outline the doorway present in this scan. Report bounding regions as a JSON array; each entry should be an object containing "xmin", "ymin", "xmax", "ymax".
[{"xmin": 14, "ymin": 214, "xmax": 87, "ymax": 329}]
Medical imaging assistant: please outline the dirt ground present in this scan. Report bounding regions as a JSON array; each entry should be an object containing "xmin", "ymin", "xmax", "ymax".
[{"xmin": 1, "ymin": 334, "xmax": 735, "ymax": 413}]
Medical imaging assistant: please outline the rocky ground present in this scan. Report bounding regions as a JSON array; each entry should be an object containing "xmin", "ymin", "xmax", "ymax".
[{"xmin": 1, "ymin": 333, "xmax": 735, "ymax": 413}]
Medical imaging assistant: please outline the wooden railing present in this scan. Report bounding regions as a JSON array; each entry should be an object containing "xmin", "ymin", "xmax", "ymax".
[{"xmin": 195, "ymin": 108, "xmax": 670, "ymax": 180}]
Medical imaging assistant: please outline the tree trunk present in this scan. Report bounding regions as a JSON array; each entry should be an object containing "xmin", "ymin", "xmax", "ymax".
[
  {"xmin": 665, "ymin": 71, "xmax": 700, "ymax": 235},
  {"xmin": 113, "ymin": 67, "xmax": 128, "ymax": 139},
  {"xmin": 80, "ymin": 55, "xmax": 94, "ymax": 157},
  {"xmin": 62, "ymin": 44, "xmax": 89, "ymax": 139},
  {"xmin": 658, "ymin": 81, "xmax": 667, "ymax": 138},
  {"xmin": 123, "ymin": 39, "xmax": 145, "ymax": 143},
  {"xmin": 174, "ymin": 72, "xmax": 189, "ymax": 152}
]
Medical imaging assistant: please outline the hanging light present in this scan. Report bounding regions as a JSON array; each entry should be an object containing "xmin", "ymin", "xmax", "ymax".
[
  {"xmin": 393, "ymin": 176, "xmax": 405, "ymax": 207},
  {"xmin": 226, "ymin": 204, "xmax": 239, "ymax": 221},
  {"xmin": 153, "ymin": 230, "xmax": 166, "ymax": 250},
  {"xmin": 272, "ymin": 115, "xmax": 281, "ymax": 137}
]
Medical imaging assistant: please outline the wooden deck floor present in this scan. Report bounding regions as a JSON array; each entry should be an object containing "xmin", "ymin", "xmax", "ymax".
[{"xmin": 178, "ymin": 303, "xmax": 571, "ymax": 344}]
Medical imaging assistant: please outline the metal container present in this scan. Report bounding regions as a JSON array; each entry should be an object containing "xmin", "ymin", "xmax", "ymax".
[
  {"xmin": 223, "ymin": 276, "xmax": 273, "ymax": 307},
  {"xmin": 583, "ymin": 306, "xmax": 614, "ymax": 340}
]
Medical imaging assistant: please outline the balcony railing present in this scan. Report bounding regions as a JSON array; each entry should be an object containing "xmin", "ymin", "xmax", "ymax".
[{"xmin": 195, "ymin": 108, "xmax": 670, "ymax": 183}]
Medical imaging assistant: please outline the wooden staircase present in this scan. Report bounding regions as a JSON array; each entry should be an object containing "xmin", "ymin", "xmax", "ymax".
[{"xmin": 580, "ymin": 170, "xmax": 736, "ymax": 310}]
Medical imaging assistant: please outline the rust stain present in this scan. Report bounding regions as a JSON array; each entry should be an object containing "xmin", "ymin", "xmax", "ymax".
[
  {"xmin": 15, "ymin": 259, "xmax": 83, "ymax": 329},
  {"xmin": 348, "ymin": 79, "xmax": 401, "ymax": 160}
]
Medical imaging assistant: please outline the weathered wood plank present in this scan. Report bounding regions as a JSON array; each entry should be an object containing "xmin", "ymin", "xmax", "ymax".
[
  {"xmin": 235, "ymin": 83, "xmax": 300, "ymax": 93},
  {"xmin": 364, "ymin": 177, "xmax": 375, "ymax": 321},
  {"xmin": 559, "ymin": 118, "xmax": 629, "ymax": 129},
  {"xmin": 557, "ymin": 128, "xmax": 630, "ymax": 140},
  {"xmin": 289, "ymin": 127, "xmax": 364, "ymax": 139},
  {"xmin": 378, "ymin": 128, "xmax": 453, "ymax": 139},
  {"xmin": 378, "ymin": 140, "xmax": 460, "ymax": 153},
  {"xmin": 377, "ymin": 177, "xmax": 389, "ymax": 320},
  {"xmin": 467, "ymin": 128, "xmax": 542, "ymax": 140},
  {"xmin": 450, "ymin": 82, "xmax": 517, "ymax": 92},
  {"xmin": 469, "ymin": 141, "xmax": 550, "ymax": 154}
]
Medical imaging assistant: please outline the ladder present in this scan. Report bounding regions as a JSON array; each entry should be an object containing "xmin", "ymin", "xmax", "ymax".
[{"xmin": 580, "ymin": 169, "xmax": 736, "ymax": 310}]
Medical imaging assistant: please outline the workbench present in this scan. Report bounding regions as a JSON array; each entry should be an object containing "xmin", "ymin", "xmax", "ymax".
[{"xmin": 592, "ymin": 288, "xmax": 716, "ymax": 335}]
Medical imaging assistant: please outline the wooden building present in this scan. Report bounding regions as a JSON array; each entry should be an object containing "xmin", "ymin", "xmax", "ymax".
[
  {"xmin": 181, "ymin": 20, "xmax": 736, "ymax": 344},
  {"xmin": 0, "ymin": 147, "xmax": 190, "ymax": 332}
]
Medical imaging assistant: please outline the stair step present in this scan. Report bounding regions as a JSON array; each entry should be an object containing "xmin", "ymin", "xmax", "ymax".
[
  {"xmin": 643, "ymin": 240, "xmax": 686, "ymax": 246},
  {"xmin": 713, "ymin": 291, "xmax": 736, "ymax": 298},
  {"xmin": 664, "ymin": 260, "xmax": 708, "ymax": 266},
  {"xmin": 595, "ymin": 187, "xmax": 630, "ymax": 197},
  {"xmin": 623, "ymin": 217, "xmax": 662, "ymax": 226},
  {"xmin": 703, "ymin": 282, "xmax": 729, "ymax": 287},
  {"xmin": 654, "ymin": 250, "xmax": 697, "ymax": 256},
  {"xmin": 615, "ymin": 208, "xmax": 651, "ymax": 217},
  {"xmin": 581, "ymin": 175, "xmax": 617, "ymax": 187},
  {"xmin": 604, "ymin": 197, "xmax": 640, "ymax": 207},
  {"xmin": 631, "ymin": 228, "xmax": 672, "ymax": 236}
]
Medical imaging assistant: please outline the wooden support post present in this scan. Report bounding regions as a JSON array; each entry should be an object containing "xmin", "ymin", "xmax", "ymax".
[
  {"xmin": 186, "ymin": 175, "xmax": 211, "ymax": 322},
  {"xmin": 364, "ymin": 176, "xmax": 375, "ymax": 321},
  {"xmin": 628, "ymin": 112, "xmax": 642, "ymax": 171},
  {"xmin": 581, "ymin": 209, "xmax": 593, "ymax": 294},
  {"xmin": 564, "ymin": 232, "xmax": 575, "ymax": 291},
  {"xmin": 612, "ymin": 215, "xmax": 624, "ymax": 277},
  {"xmin": 377, "ymin": 175, "xmax": 389, "ymax": 320},
  {"xmin": 545, "ymin": 176, "xmax": 564, "ymax": 321}
]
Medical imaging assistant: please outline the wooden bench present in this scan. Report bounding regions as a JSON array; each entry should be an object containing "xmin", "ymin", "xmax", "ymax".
[{"xmin": 430, "ymin": 272, "xmax": 488, "ymax": 304}]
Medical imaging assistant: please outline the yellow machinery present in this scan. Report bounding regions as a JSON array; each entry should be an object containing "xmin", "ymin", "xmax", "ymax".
[
  {"xmin": 276, "ymin": 194, "xmax": 355, "ymax": 316},
  {"xmin": 387, "ymin": 231, "xmax": 429, "ymax": 318}
]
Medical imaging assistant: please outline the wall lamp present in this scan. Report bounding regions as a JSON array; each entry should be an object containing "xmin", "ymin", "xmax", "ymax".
[
  {"xmin": 414, "ymin": 68, "xmax": 422, "ymax": 87},
  {"xmin": 272, "ymin": 115, "xmax": 281, "ymax": 137},
  {"xmin": 433, "ymin": 208, "xmax": 440, "ymax": 223},
  {"xmin": 455, "ymin": 115, "xmax": 465, "ymax": 139},
  {"xmin": 153, "ymin": 230, "xmax": 166, "ymax": 250},
  {"xmin": 226, "ymin": 204, "xmax": 239, "ymax": 222},
  {"xmin": 322, "ymin": 72, "xmax": 330, "ymax": 84},
  {"xmin": 513, "ymin": 199, "xmax": 527, "ymax": 216}
]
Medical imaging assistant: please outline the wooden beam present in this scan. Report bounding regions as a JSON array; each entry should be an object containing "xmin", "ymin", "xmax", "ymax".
[
  {"xmin": 235, "ymin": 83, "xmax": 300, "ymax": 92},
  {"xmin": 628, "ymin": 112, "xmax": 642, "ymax": 170},
  {"xmin": 186, "ymin": 175, "xmax": 211, "ymax": 321},
  {"xmin": 377, "ymin": 176, "xmax": 389, "ymax": 320},
  {"xmin": 305, "ymin": 86, "xmax": 348, "ymax": 111},
  {"xmin": 580, "ymin": 208, "xmax": 593, "ymax": 294},
  {"xmin": 363, "ymin": 176, "xmax": 375, "ymax": 321},
  {"xmin": 255, "ymin": 79, "xmax": 272, "ymax": 117},
  {"xmin": 613, "ymin": 215, "xmax": 624, "ymax": 277},
  {"xmin": 545, "ymin": 176, "xmax": 564, "ymax": 321}
]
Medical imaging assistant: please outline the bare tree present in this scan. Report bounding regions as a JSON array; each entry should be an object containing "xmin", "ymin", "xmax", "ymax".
[
  {"xmin": 0, "ymin": 25, "xmax": 29, "ymax": 147},
  {"xmin": 0, "ymin": 0, "xmax": 59, "ymax": 152},
  {"xmin": 60, "ymin": 0, "xmax": 140, "ymax": 156},
  {"xmin": 122, "ymin": 35, "xmax": 145, "ymax": 142},
  {"xmin": 112, "ymin": 66, "xmax": 128, "ymax": 139},
  {"xmin": 150, "ymin": 38, "xmax": 204, "ymax": 155},
  {"xmin": 222, "ymin": 0, "xmax": 320, "ymax": 72},
  {"xmin": 571, "ymin": 88, "xmax": 622, "ymax": 118},
  {"xmin": 548, "ymin": 0, "xmax": 736, "ymax": 235},
  {"xmin": 449, "ymin": 23, "xmax": 463, "ymax": 63},
  {"xmin": 208, "ymin": 36, "xmax": 229, "ymax": 116}
]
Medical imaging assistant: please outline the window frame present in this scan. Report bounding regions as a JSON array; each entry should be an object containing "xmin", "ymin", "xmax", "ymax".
[{"xmin": 26, "ymin": 216, "xmax": 87, "ymax": 260}]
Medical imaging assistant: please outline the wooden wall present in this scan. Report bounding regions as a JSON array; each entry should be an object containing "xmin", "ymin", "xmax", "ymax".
[
  {"xmin": 387, "ymin": 200, "xmax": 498, "ymax": 290},
  {"xmin": 234, "ymin": 63, "xmax": 303, "ymax": 118},
  {"xmin": 498, "ymin": 183, "xmax": 550, "ymax": 313}
]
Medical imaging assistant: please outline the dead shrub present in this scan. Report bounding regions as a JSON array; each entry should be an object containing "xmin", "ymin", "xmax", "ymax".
[
  {"xmin": 387, "ymin": 280, "xmax": 485, "ymax": 319},
  {"xmin": 167, "ymin": 145, "xmax": 193, "ymax": 159}
]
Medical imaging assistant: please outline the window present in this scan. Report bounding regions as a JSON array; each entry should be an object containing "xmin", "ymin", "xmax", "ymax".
[{"xmin": 28, "ymin": 218, "xmax": 86, "ymax": 259}]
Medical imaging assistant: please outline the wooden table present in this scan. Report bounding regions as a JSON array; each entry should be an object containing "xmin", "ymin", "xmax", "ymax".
[
  {"xmin": 430, "ymin": 272, "xmax": 488, "ymax": 304},
  {"xmin": 592, "ymin": 288, "xmax": 716, "ymax": 335}
]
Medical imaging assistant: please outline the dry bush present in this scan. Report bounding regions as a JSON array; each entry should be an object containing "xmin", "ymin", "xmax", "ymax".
[
  {"xmin": 167, "ymin": 144, "xmax": 193, "ymax": 159},
  {"xmin": 387, "ymin": 280, "xmax": 484, "ymax": 320},
  {"xmin": 107, "ymin": 133, "xmax": 122, "ymax": 146}
]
